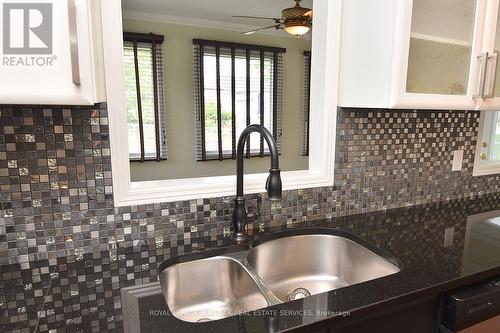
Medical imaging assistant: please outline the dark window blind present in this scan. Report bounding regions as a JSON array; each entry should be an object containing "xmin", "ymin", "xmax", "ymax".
[
  {"xmin": 302, "ymin": 51, "xmax": 311, "ymax": 156},
  {"xmin": 193, "ymin": 39, "xmax": 285, "ymax": 161},
  {"xmin": 123, "ymin": 32, "xmax": 167, "ymax": 162}
]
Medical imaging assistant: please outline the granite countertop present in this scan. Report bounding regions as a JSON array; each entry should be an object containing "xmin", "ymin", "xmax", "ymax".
[
  {"xmin": 129, "ymin": 195, "xmax": 500, "ymax": 333},
  {"xmin": 3, "ymin": 194, "xmax": 500, "ymax": 332}
]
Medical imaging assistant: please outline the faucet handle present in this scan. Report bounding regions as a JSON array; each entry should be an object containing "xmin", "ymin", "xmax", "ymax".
[
  {"xmin": 256, "ymin": 193, "xmax": 262, "ymax": 216},
  {"xmin": 247, "ymin": 193, "xmax": 262, "ymax": 222}
]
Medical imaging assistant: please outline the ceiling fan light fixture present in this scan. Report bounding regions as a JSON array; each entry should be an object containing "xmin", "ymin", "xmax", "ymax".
[
  {"xmin": 282, "ymin": 0, "xmax": 312, "ymax": 37},
  {"xmin": 284, "ymin": 20, "xmax": 311, "ymax": 36},
  {"xmin": 235, "ymin": 0, "xmax": 313, "ymax": 37}
]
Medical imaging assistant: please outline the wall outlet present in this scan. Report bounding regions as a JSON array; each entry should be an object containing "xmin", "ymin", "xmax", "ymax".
[{"xmin": 452, "ymin": 150, "xmax": 463, "ymax": 171}]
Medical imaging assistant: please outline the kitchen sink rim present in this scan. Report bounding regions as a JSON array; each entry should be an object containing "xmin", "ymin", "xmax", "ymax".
[
  {"xmin": 158, "ymin": 227, "xmax": 404, "ymax": 273},
  {"xmin": 157, "ymin": 227, "xmax": 404, "ymax": 323}
]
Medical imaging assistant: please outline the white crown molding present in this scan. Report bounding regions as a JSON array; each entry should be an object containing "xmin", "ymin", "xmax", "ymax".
[{"xmin": 122, "ymin": 9, "xmax": 288, "ymax": 37}]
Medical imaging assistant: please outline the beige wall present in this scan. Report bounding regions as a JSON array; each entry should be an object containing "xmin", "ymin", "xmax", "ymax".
[{"xmin": 123, "ymin": 18, "xmax": 310, "ymax": 181}]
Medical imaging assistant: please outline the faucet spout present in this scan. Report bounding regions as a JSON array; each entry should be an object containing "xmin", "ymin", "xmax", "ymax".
[{"xmin": 232, "ymin": 125, "xmax": 282, "ymax": 243}]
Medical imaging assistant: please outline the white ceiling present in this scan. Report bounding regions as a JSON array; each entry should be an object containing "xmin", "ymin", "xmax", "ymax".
[{"xmin": 122, "ymin": 0, "xmax": 313, "ymax": 26}]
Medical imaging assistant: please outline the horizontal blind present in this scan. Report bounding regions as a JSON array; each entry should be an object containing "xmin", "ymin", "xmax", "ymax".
[
  {"xmin": 302, "ymin": 51, "xmax": 311, "ymax": 156},
  {"xmin": 194, "ymin": 44, "xmax": 204, "ymax": 161},
  {"xmin": 193, "ymin": 40, "xmax": 285, "ymax": 161},
  {"xmin": 275, "ymin": 51, "xmax": 284, "ymax": 154},
  {"xmin": 123, "ymin": 33, "xmax": 167, "ymax": 161}
]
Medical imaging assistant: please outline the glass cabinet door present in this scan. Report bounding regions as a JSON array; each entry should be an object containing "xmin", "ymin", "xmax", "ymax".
[
  {"xmin": 406, "ymin": 0, "xmax": 477, "ymax": 95},
  {"xmin": 492, "ymin": 4, "xmax": 500, "ymax": 97}
]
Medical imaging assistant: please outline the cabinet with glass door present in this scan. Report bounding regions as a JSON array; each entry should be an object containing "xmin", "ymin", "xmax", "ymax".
[{"xmin": 339, "ymin": 0, "xmax": 500, "ymax": 110}]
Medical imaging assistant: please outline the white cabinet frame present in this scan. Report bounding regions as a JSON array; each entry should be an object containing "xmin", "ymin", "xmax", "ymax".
[
  {"xmin": 476, "ymin": 0, "xmax": 500, "ymax": 110},
  {"xmin": 0, "ymin": 0, "xmax": 105, "ymax": 105},
  {"xmin": 390, "ymin": 0, "xmax": 486, "ymax": 110},
  {"xmin": 101, "ymin": 0, "xmax": 342, "ymax": 206},
  {"xmin": 339, "ymin": 0, "xmax": 489, "ymax": 110}
]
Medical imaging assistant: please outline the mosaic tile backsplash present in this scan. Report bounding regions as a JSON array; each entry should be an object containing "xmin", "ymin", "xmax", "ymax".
[
  {"xmin": 2, "ymin": 104, "xmax": 500, "ymax": 332},
  {"xmin": 2, "ymin": 106, "xmax": 498, "ymax": 264}
]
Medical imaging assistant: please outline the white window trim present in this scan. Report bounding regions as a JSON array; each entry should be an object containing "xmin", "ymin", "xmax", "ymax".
[
  {"xmin": 101, "ymin": 0, "xmax": 342, "ymax": 207},
  {"xmin": 473, "ymin": 111, "xmax": 500, "ymax": 176}
]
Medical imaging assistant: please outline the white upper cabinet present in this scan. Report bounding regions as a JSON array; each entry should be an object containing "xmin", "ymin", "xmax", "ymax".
[
  {"xmin": 339, "ymin": 0, "xmax": 500, "ymax": 110},
  {"xmin": 476, "ymin": 0, "xmax": 500, "ymax": 109},
  {"xmin": 0, "ymin": 0, "xmax": 105, "ymax": 105}
]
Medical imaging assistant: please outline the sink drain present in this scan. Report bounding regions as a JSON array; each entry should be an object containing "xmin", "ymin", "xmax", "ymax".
[{"xmin": 288, "ymin": 288, "xmax": 311, "ymax": 301}]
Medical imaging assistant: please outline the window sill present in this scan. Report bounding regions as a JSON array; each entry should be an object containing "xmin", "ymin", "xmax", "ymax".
[
  {"xmin": 473, "ymin": 161, "xmax": 500, "ymax": 176},
  {"xmin": 116, "ymin": 169, "xmax": 332, "ymax": 206}
]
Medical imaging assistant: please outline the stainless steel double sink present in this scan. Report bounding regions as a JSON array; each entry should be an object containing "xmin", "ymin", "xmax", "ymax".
[{"xmin": 159, "ymin": 229, "xmax": 401, "ymax": 323}]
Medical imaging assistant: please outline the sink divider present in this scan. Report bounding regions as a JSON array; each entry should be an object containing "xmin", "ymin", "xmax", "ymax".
[{"xmin": 222, "ymin": 251, "xmax": 284, "ymax": 306}]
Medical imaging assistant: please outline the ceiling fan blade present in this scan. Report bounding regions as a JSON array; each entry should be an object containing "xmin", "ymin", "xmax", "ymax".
[
  {"xmin": 242, "ymin": 25, "xmax": 281, "ymax": 35},
  {"xmin": 233, "ymin": 15, "xmax": 281, "ymax": 21},
  {"xmin": 304, "ymin": 10, "xmax": 313, "ymax": 18}
]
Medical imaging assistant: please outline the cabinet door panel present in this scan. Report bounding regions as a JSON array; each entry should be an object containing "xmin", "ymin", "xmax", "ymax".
[
  {"xmin": 0, "ymin": 0, "xmax": 102, "ymax": 105},
  {"xmin": 493, "ymin": 3, "xmax": 500, "ymax": 97},
  {"xmin": 406, "ymin": 0, "xmax": 477, "ymax": 96}
]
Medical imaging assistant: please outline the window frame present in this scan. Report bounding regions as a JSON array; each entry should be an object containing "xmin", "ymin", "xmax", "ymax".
[
  {"xmin": 123, "ymin": 32, "xmax": 167, "ymax": 162},
  {"xmin": 102, "ymin": 0, "xmax": 341, "ymax": 206},
  {"xmin": 473, "ymin": 110, "xmax": 500, "ymax": 176},
  {"xmin": 193, "ymin": 39, "xmax": 285, "ymax": 161}
]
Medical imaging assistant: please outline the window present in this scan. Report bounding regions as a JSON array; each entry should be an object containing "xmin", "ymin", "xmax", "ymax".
[
  {"xmin": 123, "ymin": 32, "xmax": 167, "ymax": 161},
  {"xmin": 193, "ymin": 39, "xmax": 285, "ymax": 161},
  {"xmin": 302, "ymin": 51, "xmax": 311, "ymax": 156},
  {"xmin": 481, "ymin": 112, "xmax": 500, "ymax": 160},
  {"xmin": 474, "ymin": 111, "xmax": 500, "ymax": 176}
]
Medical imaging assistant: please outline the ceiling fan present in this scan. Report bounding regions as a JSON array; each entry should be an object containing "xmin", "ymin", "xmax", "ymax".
[{"xmin": 233, "ymin": 0, "xmax": 313, "ymax": 37}]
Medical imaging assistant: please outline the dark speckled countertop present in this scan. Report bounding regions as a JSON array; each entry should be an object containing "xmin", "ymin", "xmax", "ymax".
[
  {"xmin": 123, "ymin": 195, "xmax": 500, "ymax": 333},
  {"xmin": 5, "ymin": 195, "xmax": 500, "ymax": 332}
]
